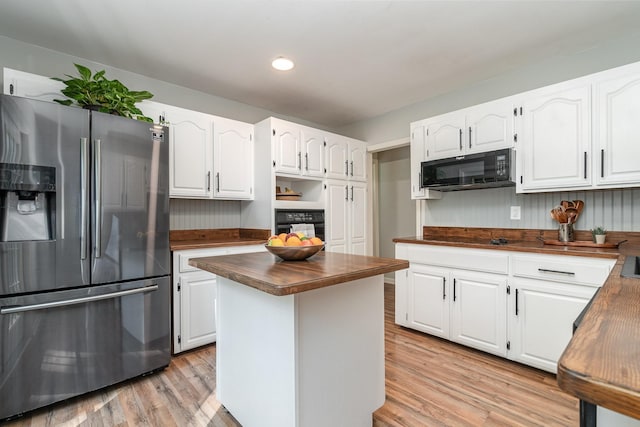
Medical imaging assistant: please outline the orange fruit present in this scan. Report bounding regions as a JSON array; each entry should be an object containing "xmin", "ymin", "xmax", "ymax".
[
  {"xmin": 301, "ymin": 239, "xmax": 313, "ymax": 246},
  {"xmin": 310, "ymin": 237, "xmax": 323, "ymax": 245},
  {"xmin": 278, "ymin": 233, "xmax": 287, "ymax": 242},
  {"xmin": 285, "ymin": 236, "xmax": 302, "ymax": 246}
]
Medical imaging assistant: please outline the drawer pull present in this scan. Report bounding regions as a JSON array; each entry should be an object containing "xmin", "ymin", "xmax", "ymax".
[{"xmin": 538, "ymin": 268, "xmax": 575, "ymax": 276}]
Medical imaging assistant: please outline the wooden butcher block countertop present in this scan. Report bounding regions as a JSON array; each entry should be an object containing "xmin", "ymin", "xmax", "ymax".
[
  {"xmin": 170, "ymin": 228, "xmax": 270, "ymax": 251},
  {"xmin": 189, "ymin": 251, "xmax": 409, "ymax": 296},
  {"xmin": 395, "ymin": 226, "xmax": 640, "ymax": 420}
]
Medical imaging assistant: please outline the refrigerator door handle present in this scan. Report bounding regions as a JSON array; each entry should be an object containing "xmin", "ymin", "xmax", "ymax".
[
  {"xmin": 94, "ymin": 138, "xmax": 102, "ymax": 258},
  {"xmin": 0, "ymin": 285, "xmax": 159, "ymax": 314},
  {"xmin": 80, "ymin": 137, "xmax": 89, "ymax": 260}
]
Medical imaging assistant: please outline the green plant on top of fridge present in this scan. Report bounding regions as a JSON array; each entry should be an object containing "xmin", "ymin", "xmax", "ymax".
[{"xmin": 52, "ymin": 63, "xmax": 154, "ymax": 122}]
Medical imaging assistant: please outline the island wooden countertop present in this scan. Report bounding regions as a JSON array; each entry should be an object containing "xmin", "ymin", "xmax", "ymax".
[
  {"xmin": 395, "ymin": 226, "xmax": 640, "ymax": 419},
  {"xmin": 189, "ymin": 251, "xmax": 409, "ymax": 296}
]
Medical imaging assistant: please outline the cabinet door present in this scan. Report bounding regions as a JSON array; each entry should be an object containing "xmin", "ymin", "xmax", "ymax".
[
  {"xmin": 450, "ymin": 271, "xmax": 507, "ymax": 357},
  {"xmin": 273, "ymin": 121, "xmax": 301, "ymax": 175},
  {"xmin": 325, "ymin": 180, "xmax": 348, "ymax": 253},
  {"xmin": 349, "ymin": 182, "xmax": 367, "ymax": 255},
  {"xmin": 407, "ymin": 264, "xmax": 449, "ymax": 339},
  {"xmin": 349, "ymin": 140, "xmax": 367, "ymax": 182},
  {"xmin": 594, "ymin": 67, "xmax": 640, "ymax": 186},
  {"xmin": 518, "ymin": 83, "xmax": 591, "ymax": 191},
  {"xmin": 179, "ymin": 272, "xmax": 217, "ymax": 352},
  {"xmin": 3, "ymin": 67, "xmax": 65, "ymax": 102},
  {"xmin": 213, "ymin": 117, "xmax": 254, "ymax": 199},
  {"xmin": 425, "ymin": 112, "xmax": 465, "ymax": 160},
  {"xmin": 509, "ymin": 278, "xmax": 597, "ymax": 373},
  {"xmin": 410, "ymin": 124, "xmax": 426, "ymax": 199},
  {"xmin": 301, "ymin": 128, "xmax": 325, "ymax": 178},
  {"xmin": 165, "ymin": 107, "xmax": 212, "ymax": 198},
  {"xmin": 466, "ymin": 99, "xmax": 514, "ymax": 154},
  {"xmin": 325, "ymin": 137, "xmax": 349, "ymax": 180}
]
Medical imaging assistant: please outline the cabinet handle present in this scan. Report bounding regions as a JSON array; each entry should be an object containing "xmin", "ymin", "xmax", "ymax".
[
  {"xmin": 350, "ymin": 161, "xmax": 354, "ymax": 176},
  {"xmin": 298, "ymin": 152, "xmax": 302, "ymax": 170},
  {"xmin": 345, "ymin": 185, "xmax": 348, "ymax": 201},
  {"xmin": 305, "ymin": 152, "xmax": 309, "ymax": 171},
  {"xmin": 453, "ymin": 278, "xmax": 457, "ymax": 302},
  {"xmin": 207, "ymin": 171, "xmax": 211, "ymax": 191},
  {"xmin": 350, "ymin": 185, "xmax": 354, "ymax": 201},
  {"xmin": 584, "ymin": 152, "xmax": 587, "ymax": 179},
  {"xmin": 9, "ymin": 83, "xmax": 14, "ymax": 95},
  {"xmin": 442, "ymin": 278, "xmax": 446, "ymax": 300},
  {"xmin": 538, "ymin": 268, "xmax": 575, "ymax": 276},
  {"xmin": 515, "ymin": 288, "xmax": 519, "ymax": 316},
  {"xmin": 468, "ymin": 126, "xmax": 472, "ymax": 149},
  {"xmin": 601, "ymin": 149, "xmax": 605, "ymax": 178},
  {"xmin": 345, "ymin": 160, "xmax": 349, "ymax": 176},
  {"xmin": 216, "ymin": 172, "xmax": 220, "ymax": 192},
  {"xmin": 459, "ymin": 129, "xmax": 462, "ymax": 151}
]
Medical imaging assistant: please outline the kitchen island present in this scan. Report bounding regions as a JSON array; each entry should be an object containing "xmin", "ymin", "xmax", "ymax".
[{"xmin": 189, "ymin": 251, "xmax": 408, "ymax": 427}]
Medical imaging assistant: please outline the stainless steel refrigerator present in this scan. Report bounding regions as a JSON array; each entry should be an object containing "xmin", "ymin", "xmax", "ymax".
[{"xmin": 0, "ymin": 94, "xmax": 171, "ymax": 421}]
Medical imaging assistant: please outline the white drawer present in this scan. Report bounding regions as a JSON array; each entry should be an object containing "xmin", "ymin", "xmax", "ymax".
[
  {"xmin": 405, "ymin": 244, "xmax": 509, "ymax": 275},
  {"xmin": 511, "ymin": 254, "xmax": 615, "ymax": 286},
  {"xmin": 176, "ymin": 244, "xmax": 267, "ymax": 273}
]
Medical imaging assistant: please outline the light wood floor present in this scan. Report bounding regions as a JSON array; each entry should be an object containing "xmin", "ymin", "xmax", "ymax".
[{"xmin": 4, "ymin": 284, "xmax": 578, "ymax": 427}]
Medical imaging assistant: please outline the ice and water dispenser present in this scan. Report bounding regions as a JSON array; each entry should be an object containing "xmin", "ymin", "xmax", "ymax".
[{"xmin": 0, "ymin": 163, "xmax": 56, "ymax": 242}]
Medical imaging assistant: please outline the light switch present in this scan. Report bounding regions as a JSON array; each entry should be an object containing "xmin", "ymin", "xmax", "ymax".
[{"xmin": 510, "ymin": 206, "xmax": 521, "ymax": 220}]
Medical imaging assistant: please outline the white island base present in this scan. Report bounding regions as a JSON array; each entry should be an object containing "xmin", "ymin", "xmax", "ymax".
[{"xmin": 216, "ymin": 275, "xmax": 385, "ymax": 427}]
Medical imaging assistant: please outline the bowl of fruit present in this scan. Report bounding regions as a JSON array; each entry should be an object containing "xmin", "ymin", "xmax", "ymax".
[{"xmin": 265, "ymin": 232, "xmax": 324, "ymax": 261}]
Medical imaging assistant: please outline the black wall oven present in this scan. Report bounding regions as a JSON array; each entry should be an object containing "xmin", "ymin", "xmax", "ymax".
[{"xmin": 274, "ymin": 209, "xmax": 325, "ymax": 241}]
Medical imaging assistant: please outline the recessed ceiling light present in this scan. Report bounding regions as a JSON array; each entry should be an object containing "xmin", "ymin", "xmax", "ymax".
[{"xmin": 272, "ymin": 57, "xmax": 295, "ymax": 71}]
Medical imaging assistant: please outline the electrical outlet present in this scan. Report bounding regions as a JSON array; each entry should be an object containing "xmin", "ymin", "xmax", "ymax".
[{"xmin": 510, "ymin": 206, "xmax": 521, "ymax": 220}]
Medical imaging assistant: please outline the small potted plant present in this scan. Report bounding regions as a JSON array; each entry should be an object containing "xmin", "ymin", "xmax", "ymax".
[
  {"xmin": 591, "ymin": 226, "xmax": 607, "ymax": 244},
  {"xmin": 52, "ymin": 63, "xmax": 154, "ymax": 122}
]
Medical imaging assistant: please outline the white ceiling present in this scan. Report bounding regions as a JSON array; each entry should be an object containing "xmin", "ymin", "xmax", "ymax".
[{"xmin": 2, "ymin": 1, "xmax": 640, "ymax": 128}]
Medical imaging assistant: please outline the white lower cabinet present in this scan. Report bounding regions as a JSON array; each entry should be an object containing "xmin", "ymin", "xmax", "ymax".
[
  {"xmin": 172, "ymin": 244, "xmax": 266, "ymax": 353},
  {"xmin": 396, "ymin": 243, "xmax": 615, "ymax": 372},
  {"xmin": 397, "ymin": 244, "xmax": 508, "ymax": 358},
  {"xmin": 508, "ymin": 277, "xmax": 596, "ymax": 373}
]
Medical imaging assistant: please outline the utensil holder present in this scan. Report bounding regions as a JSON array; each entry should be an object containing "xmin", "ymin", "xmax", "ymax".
[{"xmin": 558, "ymin": 223, "xmax": 575, "ymax": 242}]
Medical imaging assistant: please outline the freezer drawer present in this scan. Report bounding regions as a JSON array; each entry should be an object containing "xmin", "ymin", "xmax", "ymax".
[{"xmin": 0, "ymin": 276, "xmax": 171, "ymax": 420}]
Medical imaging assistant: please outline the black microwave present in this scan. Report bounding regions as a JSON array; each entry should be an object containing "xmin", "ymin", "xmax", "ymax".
[{"xmin": 420, "ymin": 148, "xmax": 515, "ymax": 191}]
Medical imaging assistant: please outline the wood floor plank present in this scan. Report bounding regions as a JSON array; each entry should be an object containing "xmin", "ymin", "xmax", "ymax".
[{"xmin": 3, "ymin": 283, "xmax": 578, "ymax": 426}]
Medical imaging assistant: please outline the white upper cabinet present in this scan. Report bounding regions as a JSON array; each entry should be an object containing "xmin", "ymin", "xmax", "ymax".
[
  {"xmin": 593, "ymin": 62, "xmax": 640, "ymax": 187},
  {"xmin": 516, "ymin": 81, "xmax": 591, "ymax": 192},
  {"xmin": 425, "ymin": 112, "xmax": 466, "ymax": 160},
  {"xmin": 325, "ymin": 179, "xmax": 367, "ymax": 255},
  {"xmin": 3, "ymin": 68, "xmax": 65, "ymax": 102},
  {"xmin": 272, "ymin": 118, "xmax": 325, "ymax": 178},
  {"xmin": 422, "ymin": 98, "xmax": 514, "ymax": 161},
  {"xmin": 466, "ymin": 98, "xmax": 515, "ymax": 154},
  {"xmin": 163, "ymin": 105, "xmax": 213, "ymax": 198},
  {"xmin": 325, "ymin": 136, "xmax": 349, "ymax": 180},
  {"xmin": 301, "ymin": 128, "xmax": 325, "ymax": 178},
  {"xmin": 273, "ymin": 120, "xmax": 301, "ymax": 175},
  {"xmin": 141, "ymin": 101, "xmax": 254, "ymax": 200},
  {"xmin": 325, "ymin": 135, "xmax": 367, "ymax": 182},
  {"xmin": 213, "ymin": 117, "xmax": 254, "ymax": 199}
]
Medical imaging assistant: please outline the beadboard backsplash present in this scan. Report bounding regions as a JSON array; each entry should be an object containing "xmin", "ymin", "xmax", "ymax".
[
  {"xmin": 170, "ymin": 199, "xmax": 241, "ymax": 230},
  {"xmin": 422, "ymin": 187, "xmax": 640, "ymax": 232}
]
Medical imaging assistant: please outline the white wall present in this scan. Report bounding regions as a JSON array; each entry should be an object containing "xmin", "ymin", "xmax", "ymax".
[
  {"xmin": 0, "ymin": 36, "xmax": 314, "ymax": 126},
  {"xmin": 338, "ymin": 31, "xmax": 640, "ymax": 143},
  {"xmin": 377, "ymin": 146, "xmax": 414, "ymax": 281}
]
